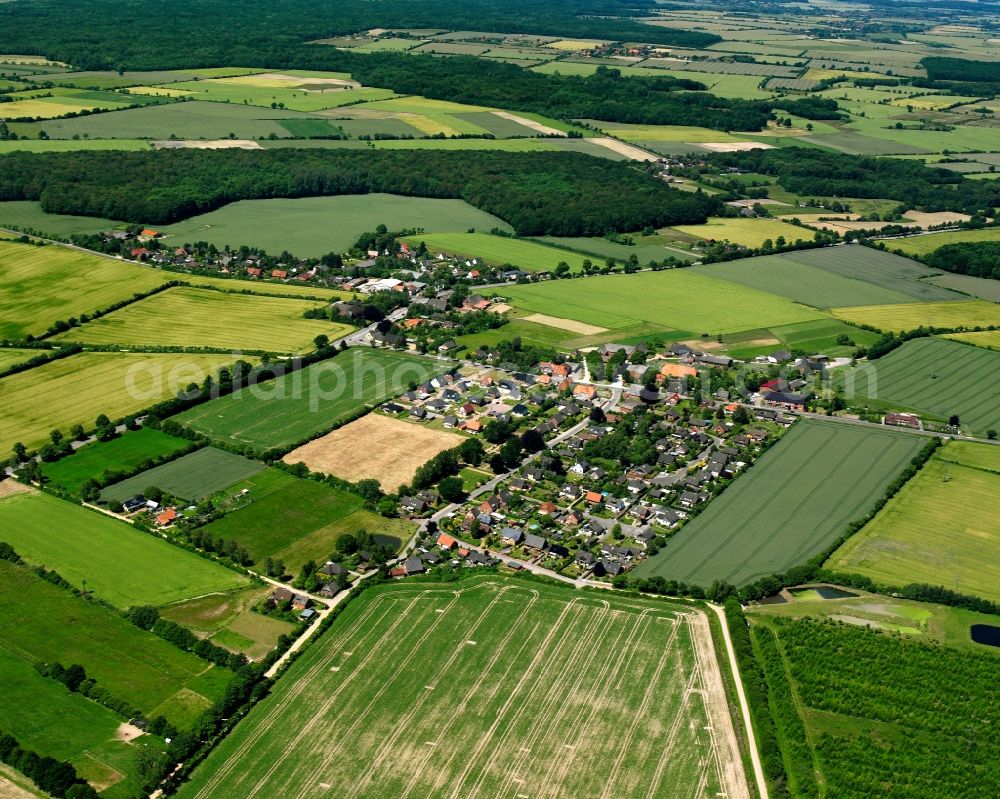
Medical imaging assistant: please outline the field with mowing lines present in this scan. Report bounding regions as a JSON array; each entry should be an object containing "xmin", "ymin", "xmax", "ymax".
[
  {"xmin": 284, "ymin": 414, "xmax": 464, "ymax": 492},
  {"xmin": 173, "ymin": 350, "xmax": 439, "ymax": 450},
  {"xmin": 832, "ymin": 299, "xmax": 1000, "ymax": 332},
  {"xmin": 0, "ymin": 238, "xmax": 167, "ymax": 338},
  {"xmin": 0, "ymin": 558, "xmax": 233, "ymax": 730},
  {"xmin": 945, "ymin": 330, "xmax": 1000, "ymax": 350},
  {"xmin": 0, "ymin": 352, "xmax": 233, "ymax": 453},
  {"xmin": 502, "ymin": 269, "xmax": 825, "ymax": 334},
  {"xmin": 402, "ymin": 232, "xmax": 588, "ymax": 272},
  {"xmin": 160, "ymin": 195, "xmax": 511, "ymax": 257},
  {"xmin": 889, "ymin": 226, "xmax": 1000, "ymax": 256},
  {"xmin": 836, "ymin": 337, "xmax": 1000, "ymax": 435},
  {"xmin": 196, "ymin": 469, "xmax": 412, "ymax": 572},
  {"xmin": 100, "ymin": 446, "xmax": 266, "ymax": 504},
  {"xmin": 926, "ymin": 273, "xmax": 1000, "ymax": 302},
  {"xmin": 175, "ymin": 577, "xmax": 749, "ymax": 799},
  {"xmin": 41, "ymin": 427, "xmax": 193, "ymax": 494},
  {"xmin": 52, "ymin": 286, "xmax": 345, "ymax": 353},
  {"xmin": 828, "ymin": 441, "xmax": 1000, "ymax": 602},
  {"xmin": 0, "ymin": 490, "xmax": 250, "ymax": 606},
  {"xmin": 634, "ymin": 420, "xmax": 924, "ymax": 586},
  {"xmin": 671, "ymin": 217, "xmax": 812, "ymax": 248},
  {"xmin": 0, "ymin": 347, "xmax": 38, "ymax": 372}
]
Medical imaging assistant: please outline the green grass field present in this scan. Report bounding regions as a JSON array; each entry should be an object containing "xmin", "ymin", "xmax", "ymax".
[
  {"xmin": 52, "ymin": 286, "xmax": 346, "ymax": 353},
  {"xmin": 402, "ymin": 232, "xmax": 590, "ymax": 272},
  {"xmin": 0, "ymin": 238, "xmax": 167, "ymax": 338},
  {"xmin": 722, "ymin": 318, "xmax": 881, "ymax": 360},
  {"xmin": 0, "ymin": 347, "xmax": 39, "ymax": 372},
  {"xmin": 0, "ymin": 490, "xmax": 249, "ymax": 606},
  {"xmin": 100, "ymin": 446, "xmax": 267, "ymax": 503},
  {"xmin": 0, "ymin": 351, "xmax": 234, "ymax": 453},
  {"xmin": 925, "ymin": 273, "xmax": 1000, "ymax": 302},
  {"xmin": 634, "ymin": 420, "xmax": 925, "ymax": 586},
  {"xmin": 502, "ymin": 269, "xmax": 825, "ymax": 336},
  {"xmin": 533, "ymin": 234, "xmax": 695, "ymax": 264},
  {"xmin": 159, "ymin": 195, "xmax": 511, "ymax": 258},
  {"xmin": 672, "ymin": 217, "xmax": 813, "ymax": 249},
  {"xmin": 195, "ymin": 468, "xmax": 410, "ymax": 572},
  {"xmin": 832, "ymin": 299, "xmax": 1000, "ymax": 332},
  {"xmin": 890, "ymin": 226, "xmax": 1000, "ymax": 256},
  {"xmin": 836, "ymin": 337, "xmax": 1000, "ymax": 435},
  {"xmin": 827, "ymin": 441, "xmax": 1000, "ymax": 601},
  {"xmin": 41, "ymin": 427, "xmax": 193, "ymax": 494},
  {"xmin": 0, "ymin": 200, "xmax": 126, "ymax": 237},
  {"xmin": 175, "ymin": 576, "xmax": 748, "ymax": 799},
  {"xmin": 0, "ymin": 558, "xmax": 233, "ymax": 729},
  {"xmin": 173, "ymin": 350, "xmax": 439, "ymax": 450},
  {"xmin": 0, "ymin": 646, "xmax": 148, "ymax": 799},
  {"xmin": 945, "ymin": 330, "xmax": 1000, "ymax": 351}
]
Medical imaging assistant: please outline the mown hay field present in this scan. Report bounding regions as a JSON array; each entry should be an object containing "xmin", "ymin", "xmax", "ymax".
[
  {"xmin": 832, "ymin": 299, "xmax": 1000, "ymax": 332},
  {"xmin": 402, "ymin": 231, "xmax": 589, "ymax": 272},
  {"xmin": 0, "ymin": 351, "xmax": 234, "ymax": 453},
  {"xmin": 827, "ymin": 441, "xmax": 1000, "ymax": 602},
  {"xmin": 0, "ymin": 558, "xmax": 234, "ymax": 729},
  {"xmin": 671, "ymin": 216, "xmax": 812, "ymax": 249},
  {"xmin": 175, "ymin": 577, "xmax": 749, "ymax": 799},
  {"xmin": 100, "ymin": 446, "xmax": 266, "ymax": 503},
  {"xmin": 0, "ymin": 490, "xmax": 250, "ymax": 606},
  {"xmin": 0, "ymin": 238, "xmax": 167, "ymax": 338},
  {"xmin": 284, "ymin": 413, "xmax": 464, "ymax": 491},
  {"xmin": 836, "ymin": 337, "xmax": 1000, "ymax": 435},
  {"xmin": 51, "ymin": 286, "xmax": 347, "ymax": 353},
  {"xmin": 634, "ymin": 420, "xmax": 925, "ymax": 586},
  {"xmin": 173, "ymin": 350, "xmax": 439, "ymax": 451}
]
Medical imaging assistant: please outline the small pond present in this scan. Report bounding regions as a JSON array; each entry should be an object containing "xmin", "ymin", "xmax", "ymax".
[
  {"xmin": 971, "ymin": 624, "xmax": 1000, "ymax": 648},
  {"xmin": 755, "ymin": 594, "xmax": 788, "ymax": 605}
]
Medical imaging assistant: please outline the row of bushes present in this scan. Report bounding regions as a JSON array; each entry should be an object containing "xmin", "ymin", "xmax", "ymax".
[
  {"xmin": 126, "ymin": 606, "xmax": 248, "ymax": 672},
  {"xmin": 0, "ymin": 730, "xmax": 98, "ymax": 799}
]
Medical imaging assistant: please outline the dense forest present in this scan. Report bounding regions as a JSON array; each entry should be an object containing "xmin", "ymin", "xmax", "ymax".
[
  {"xmin": 705, "ymin": 147, "xmax": 1000, "ymax": 215},
  {"xmin": 923, "ymin": 240, "xmax": 1000, "ymax": 280},
  {"xmin": 0, "ymin": 0, "xmax": 718, "ymax": 70},
  {"xmin": 922, "ymin": 56, "xmax": 1000, "ymax": 83},
  {"xmin": 0, "ymin": 149, "xmax": 717, "ymax": 235}
]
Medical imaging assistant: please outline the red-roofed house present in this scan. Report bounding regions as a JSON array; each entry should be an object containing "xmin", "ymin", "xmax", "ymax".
[{"xmin": 271, "ymin": 269, "xmax": 288, "ymax": 280}]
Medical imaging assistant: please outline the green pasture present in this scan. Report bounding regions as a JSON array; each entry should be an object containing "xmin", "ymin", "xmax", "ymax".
[
  {"xmin": 41, "ymin": 427, "xmax": 193, "ymax": 494},
  {"xmin": 403, "ymin": 232, "xmax": 589, "ymax": 272},
  {"xmin": 890, "ymin": 226, "xmax": 1000, "ymax": 256},
  {"xmin": 533, "ymin": 234, "xmax": 695, "ymax": 264},
  {"xmin": 0, "ymin": 200, "xmax": 125, "ymax": 237},
  {"xmin": 634, "ymin": 420, "xmax": 925, "ymax": 586},
  {"xmin": 0, "ymin": 138, "xmax": 152, "ymax": 153},
  {"xmin": 0, "ymin": 351, "xmax": 234, "ymax": 454},
  {"xmin": 159, "ymin": 194, "xmax": 511, "ymax": 258},
  {"xmin": 0, "ymin": 490, "xmax": 249, "ymax": 606},
  {"xmin": 671, "ymin": 216, "xmax": 812, "ymax": 248},
  {"xmin": 173, "ymin": 350, "xmax": 439, "ymax": 451},
  {"xmin": 100, "ymin": 446, "xmax": 266, "ymax": 504},
  {"xmin": 0, "ymin": 347, "xmax": 39, "ymax": 372},
  {"xmin": 164, "ymin": 77, "xmax": 395, "ymax": 112}
]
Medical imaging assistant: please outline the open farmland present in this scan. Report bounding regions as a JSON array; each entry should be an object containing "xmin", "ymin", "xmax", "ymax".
[
  {"xmin": 0, "ymin": 200, "xmax": 126, "ymax": 237},
  {"xmin": 0, "ymin": 348, "xmax": 38, "ymax": 372},
  {"xmin": 175, "ymin": 577, "xmax": 749, "ymax": 799},
  {"xmin": 100, "ymin": 447, "xmax": 266, "ymax": 504},
  {"xmin": 0, "ymin": 489, "xmax": 250, "ymax": 606},
  {"xmin": 195, "ymin": 469, "xmax": 412, "ymax": 572},
  {"xmin": 284, "ymin": 413, "xmax": 464, "ymax": 491},
  {"xmin": 52, "ymin": 286, "xmax": 346, "ymax": 354},
  {"xmin": 0, "ymin": 351, "xmax": 234, "ymax": 453},
  {"xmin": 501, "ymin": 269, "xmax": 825, "ymax": 338},
  {"xmin": 0, "ymin": 239, "xmax": 167, "ymax": 338},
  {"xmin": 633, "ymin": 420, "xmax": 924, "ymax": 586},
  {"xmin": 40, "ymin": 427, "xmax": 193, "ymax": 494},
  {"xmin": 0, "ymin": 647, "xmax": 146, "ymax": 799},
  {"xmin": 159, "ymin": 194, "xmax": 511, "ymax": 257},
  {"xmin": 832, "ymin": 299, "xmax": 1000, "ymax": 332},
  {"xmin": 173, "ymin": 350, "xmax": 439, "ymax": 450},
  {"xmin": 0, "ymin": 558, "xmax": 233, "ymax": 730},
  {"xmin": 890, "ymin": 226, "xmax": 1000, "ymax": 256},
  {"xmin": 402, "ymin": 232, "xmax": 589, "ymax": 272},
  {"xmin": 926, "ymin": 273, "xmax": 1000, "ymax": 302},
  {"xmin": 945, "ymin": 329, "xmax": 1000, "ymax": 350},
  {"xmin": 671, "ymin": 217, "xmax": 811, "ymax": 248},
  {"xmin": 827, "ymin": 441, "xmax": 1000, "ymax": 601},
  {"xmin": 836, "ymin": 337, "xmax": 1000, "ymax": 435},
  {"xmin": 534, "ymin": 234, "xmax": 696, "ymax": 264}
]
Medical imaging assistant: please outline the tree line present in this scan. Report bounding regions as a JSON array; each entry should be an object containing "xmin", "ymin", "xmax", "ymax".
[
  {"xmin": 0, "ymin": 149, "xmax": 716, "ymax": 236},
  {"xmin": 0, "ymin": 730, "xmax": 98, "ymax": 799}
]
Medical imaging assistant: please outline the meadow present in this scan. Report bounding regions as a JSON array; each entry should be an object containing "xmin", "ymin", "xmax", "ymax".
[
  {"xmin": 0, "ymin": 490, "xmax": 249, "ymax": 606},
  {"xmin": 832, "ymin": 299, "xmax": 1000, "ymax": 332},
  {"xmin": 0, "ymin": 238, "xmax": 167, "ymax": 338},
  {"xmin": 159, "ymin": 194, "xmax": 511, "ymax": 258},
  {"xmin": 401, "ymin": 232, "xmax": 590, "ymax": 272},
  {"xmin": 0, "ymin": 200, "xmax": 126, "ymax": 237},
  {"xmin": 52, "ymin": 286, "xmax": 344, "ymax": 354},
  {"xmin": 945, "ymin": 329, "xmax": 1000, "ymax": 350},
  {"xmin": 836, "ymin": 337, "xmax": 1000, "ymax": 435},
  {"xmin": 173, "ymin": 350, "xmax": 439, "ymax": 451},
  {"xmin": 175, "ymin": 577, "xmax": 749, "ymax": 799},
  {"xmin": 0, "ymin": 352, "xmax": 234, "ymax": 453},
  {"xmin": 926, "ymin": 273, "xmax": 1000, "ymax": 302},
  {"xmin": 827, "ymin": 441, "xmax": 1000, "ymax": 602},
  {"xmin": 41, "ymin": 427, "xmax": 193, "ymax": 494},
  {"xmin": 100, "ymin": 446, "xmax": 266, "ymax": 504},
  {"xmin": 501, "ymin": 269, "xmax": 825, "ymax": 336},
  {"xmin": 0, "ymin": 558, "xmax": 233, "ymax": 729},
  {"xmin": 0, "ymin": 647, "xmax": 146, "ymax": 799},
  {"xmin": 671, "ymin": 217, "xmax": 812, "ymax": 249},
  {"xmin": 196, "ymin": 468, "xmax": 412, "ymax": 572},
  {"xmin": 889, "ymin": 226, "xmax": 1000, "ymax": 256},
  {"xmin": 533, "ymin": 234, "xmax": 695, "ymax": 264},
  {"xmin": 722, "ymin": 318, "xmax": 880, "ymax": 360},
  {"xmin": 633, "ymin": 420, "xmax": 925, "ymax": 586},
  {"xmin": 0, "ymin": 347, "xmax": 39, "ymax": 372}
]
